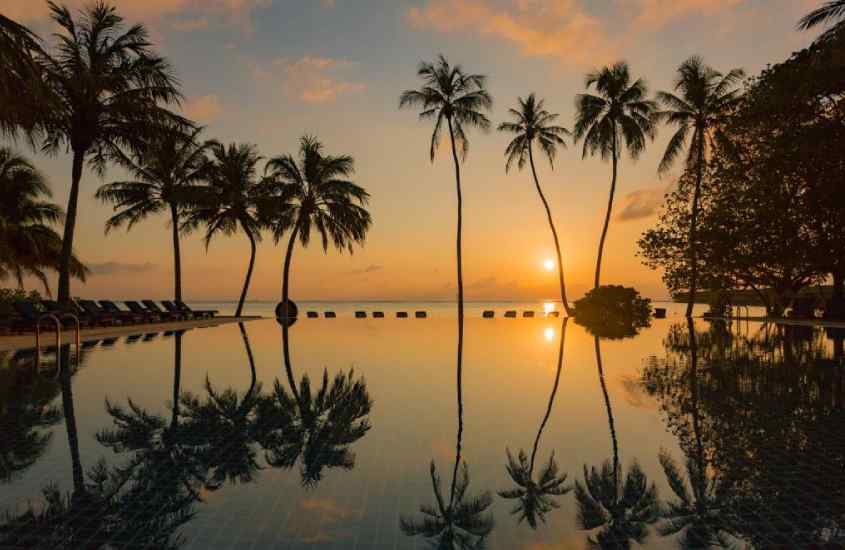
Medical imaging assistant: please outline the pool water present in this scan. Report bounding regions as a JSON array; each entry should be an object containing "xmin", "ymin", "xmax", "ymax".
[{"xmin": 1, "ymin": 311, "xmax": 843, "ymax": 549}]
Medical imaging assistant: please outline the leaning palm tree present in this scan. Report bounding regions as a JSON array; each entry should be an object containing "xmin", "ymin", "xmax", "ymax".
[
  {"xmin": 186, "ymin": 142, "xmax": 266, "ymax": 317},
  {"xmin": 399, "ymin": 55, "xmax": 492, "ymax": 324},
  {"xmin": 798, "ymin": 1, "xmax": 845, "ymax": 41},
  {"xmin": 499, "ymin": 94, "xmax": 573, "ymax": 316},
  {"xmin": 657, "ymin": 57, "xmax": 744, "ymax": 317},
  {"xmin": 499, "ymin": 318, "xmax": 571, "ymax": 528},
  {"xmin": 96, "ymin": 127, "xmax": 212, "ymax": 302},
  {"xmin": 574, "ymin": 62, "xmax": 657, "ymax": 290},
  {"xmin": 0, "ymin": 147, "xmax": 87, "ymax": 294},
  {"xmin": 37, "ymin": 1, "xmax": 185, "ymax": 304},
  {"xmin": 263, "ymin": 136, "xmax": 371, "ymax": 319}
]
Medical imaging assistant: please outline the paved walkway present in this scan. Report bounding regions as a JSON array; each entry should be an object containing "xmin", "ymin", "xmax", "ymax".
[{"xmin": 0, "ymin": 316, "xmax": 263, "ymax": 352}]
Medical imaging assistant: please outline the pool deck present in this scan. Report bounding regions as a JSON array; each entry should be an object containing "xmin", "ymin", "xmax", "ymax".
[{"xmin": 0, "ymin": 316, "xmax": 263, "ymax": 352}]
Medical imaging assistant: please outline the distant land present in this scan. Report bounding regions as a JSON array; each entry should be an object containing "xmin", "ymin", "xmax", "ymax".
[{"xmin": 673, "ymin": 286, "xmax": 834, "ymax": 305}]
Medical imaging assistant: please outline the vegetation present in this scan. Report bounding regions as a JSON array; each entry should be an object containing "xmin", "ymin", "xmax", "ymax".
[
  {"xmin": 499, "ymin": 94, "xmax": 573, "ymax": 315},
  {"xmin": 574, "ymin": 62, "xmax": 657, "ymax": 291},
  {"xmin": 263, "ymin": 136, "xmax": 371, "ymax": 319},
  {"xmin": 96, "ymin": 127, "xmax": 212, "ymax": 302},
  {"xmin": 400, "ymin": 55, "xmax": 492, "ymax": 324},
  {"xmin": 573, "ymin": 285, "xmax": 652, "ymax": 339},
  {"xmin": 0, "ymin": 147, "xmax": 87, "ymax": 294}
]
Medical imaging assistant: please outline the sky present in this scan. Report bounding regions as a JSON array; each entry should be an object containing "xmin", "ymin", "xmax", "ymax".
[{"xmin": 4, "ymin": 0, "xmax": 826, "ymax": 302}]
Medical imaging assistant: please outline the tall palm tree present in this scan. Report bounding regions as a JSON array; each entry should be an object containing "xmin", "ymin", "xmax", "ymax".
[
  {"xmin": 0, "ymin": 147, "xmax": 87, "ymax": 294},
  {"xmin": 186, "ymin": 142, "xmax": 266, "ymax": 317},
  {"xmin": 399, "ymin": 54, "xmax": 492, "ymax": 326},
  {"xmin": 574, "ymin": 62, "xmax": 657, "ymax": 290},
  {"xmin": 499, "ymin": 318, "xmax": 571, "ymax": 528},
  {"xmin": 574, "ymin": 336, "xmax": 659, "ymax": 548},
  {"xmin": 263, "ymin": 136, "xmax": 371, "ymax": 318},
  {"xmin": 657, "ymin": 57, "xmax": 744, "ymax": 317},
  {"xmin": 96, "ymin": 127, "xmax": 212, "ymax": 302},
  {"xmin": 798, "ymin": 1, "xmax": 845, "ymax": 40},
  {"xmin": 37, "ymin": 1, "xmax": 185, "ymax": 304},
  {"xmin": 499, "ymin": 94, "xmax": 573, "ymax": 316}
]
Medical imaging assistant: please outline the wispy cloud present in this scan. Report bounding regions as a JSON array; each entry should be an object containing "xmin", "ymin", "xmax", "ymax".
[
  {"xmin": 347, "ymin": 264, "xmax": 383, "ymax": 275},
  {"xmin": 183, "ymin": 94, "xmax": 223, "ymax": 123},
  {"xmin": 629, "ymin": 0, "xmax": 746, "ymax": 29},
  {"xmin": 88, "ymin": 262, "xmax": 157, "ymax": 276},
  {"xmin": 252, "ymin": 56, "xmax": 366, "ymax": 103},
  {"xmin": 407, "ymin": 0, "xmax": 616, "ymax": 67},
  {"xmin": 616, "ymin": 186, "xmax": 669, "ymax": 222}
]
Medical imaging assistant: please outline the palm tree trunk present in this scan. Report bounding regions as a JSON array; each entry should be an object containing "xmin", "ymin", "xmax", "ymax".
[
  {"xmin": 446, "ymin": 116, "xmax": 465, "ymax": 508},
  {"xmin": 529, "ymin": 318, "xmax": 568, "ymax": 475},
  {"xmin": 59, "ymin": 346, "xmax": 85, "ymax": 496},
  {"xmin": 170, "ymin": 332, "xmax": 182, "ymax": 431},
  {"xmin": 686, "ymin": 317, "xmax": 705, "ymax": 492},
  {"xmin": 239, "ymin": 322, "xmax": 257, "ymax": 395},
  {"xmin": 594, "ymin": 128, "xmax": 618, "ymax": 290},
  {"xmin": 528, "ymin": 144, "xmax": 572, "ymax": 316},
  {"xmin": 57, "ymin": 150, "xmax": 84, "ymax": 304},
  {"xmin": 281, "ymin": 318, "xmax": 301, "ymax": 408},
  {"xmin": 281, "ymin": 225, "xmax": 300, "ymax": 318},
  {"xmin": 170, "ymin": 204, "xmax": 182, "ymax": 303},
  {"xmin": 594, "ymin": 336, "xmax": 619, "ymax": 488},
  {"xmin": 235, "ymin": 226, "xmax": 257, "ymax": 317},
  {"xmin": 686, "ymin": 132, "xmax": 705, "ymax": 318}
]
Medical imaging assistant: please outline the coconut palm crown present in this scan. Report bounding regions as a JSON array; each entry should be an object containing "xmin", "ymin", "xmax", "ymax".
[{"xmin": 798, "ymin": 1, "xmax": 845, "ymax": 41}]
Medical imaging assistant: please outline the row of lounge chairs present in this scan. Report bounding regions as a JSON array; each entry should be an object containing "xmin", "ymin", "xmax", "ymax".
[
  {"xmin": 301, "ymin": 310, "xmax": 561, "ymax": 319},
  {"xmin": 3, "ymin": 299, "xmax": 217, "ymax": 333}
]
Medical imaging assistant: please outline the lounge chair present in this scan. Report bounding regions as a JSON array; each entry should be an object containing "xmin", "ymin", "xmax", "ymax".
[
  {"xmin": 504, "ymin": 310, "xmax": 517, "ymax": 318},
  {"xmin": 355, "ymin": 311, "xmax": 367, "ymax": 318},
  {"xmin": 162, "ymin": 300, "xmax": 199, "ymax": 319},
  {"xmin": 125, "ymin": 333, "xmax": 142, "ymax": 344},
  {"xmin": 41, "ymin": 300, "xmax": 96, "ymax": 327},
  {"xmin": 101, "ymin": 337, "xmax": 118, "ymax": 347},
  {"xmin": 141, "ymin": 300, "xmax": 185, "ymax": 321},
  {"xmin": 373, "ymin": 311, "xmax": 384, "ymax": 318},
  {"xmin": 483, "ymin": 310, "xmax": 495, "ymax": 318},
  {"xmin": 99, "ymin": 300, "xmax": 150, "ymax": 324},
  {"xmin": 143, "ymin": 332, "xmax": 158, "ymax": 341},
  {"xmin": 397, "ymin": 311, "xmax": 409, "ymax": 318},
  {"xmin": 175, "ymin": 300, "xmax": 217, "ymax": 319},
  {"xmin": 306, "ymin": 311, "xmax": 319, "ymax": 318},
  {"xmin": 415, "ymin": 311, "xmax": 427, "ymax": 318},
  {"xmin": 125, "ymin": 301, "xmax": 165, "ymax": 322},
  {"xmin": 76, "ymin": 300, "xmax": 123, "ymax": 326},
  {"xmin": 325, "ymin": 311, "xmax": 336, "ymax": 318},
  {"xmin": 12, "ymin": 301, "xmax": 85, "ymax": 332},
  {"xmin": 523, "ymin": 311, "xmax": 535, "ymax": 318}
]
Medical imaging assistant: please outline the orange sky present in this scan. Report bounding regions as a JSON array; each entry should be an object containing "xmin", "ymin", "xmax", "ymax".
[{"xmin": 7, "ymin": 0, "xmax": 822, "ymax": 302}]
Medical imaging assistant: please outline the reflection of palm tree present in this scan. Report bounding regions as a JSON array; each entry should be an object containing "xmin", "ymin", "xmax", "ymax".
[
  {"xmin": 400, "ymin": 298, "xmax": 493, "ymax": 548},
  {"xmin": 499, "ymin": 319, "xmax": 571, "ymax": 528},
  {"xmin": 0, "ymin": 352, "xmax": 62, "ymax": 483},
  {"xmin": 181, "ymin": 323, "xmax": 263, "ymax": 490},
  {"xmin": 657, "ymin": 319, "xmax": 738, "ymax": 549},
  {"xmin": 575, "ymin": 337, "xmax": 659, "ymax": 549},
  {"xmin": 255, "ymin": 323, "xmax": 372, "ymax": 487}
]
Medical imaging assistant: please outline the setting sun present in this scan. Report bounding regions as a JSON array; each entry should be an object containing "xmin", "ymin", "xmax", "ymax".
[{"xmin": 543, "ymin": 258, "xmax": 555, "ymax": 271}]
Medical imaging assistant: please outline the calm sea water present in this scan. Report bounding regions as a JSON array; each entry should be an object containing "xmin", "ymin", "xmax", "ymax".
[{"xmin": 1, "ymin": 305, "xmax": 842, "ymax": 548}]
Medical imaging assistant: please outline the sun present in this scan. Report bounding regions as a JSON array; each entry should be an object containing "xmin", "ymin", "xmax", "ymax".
[{"xmin": 543, "ymin": 258, "xmax": 555, "ymax": 271}]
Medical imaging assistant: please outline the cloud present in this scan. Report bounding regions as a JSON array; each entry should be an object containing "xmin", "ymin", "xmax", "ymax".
[
  {"xmin": 252, "ymin": 56, "xmax": 366, "ymax": 103},
  {"xmin": 320, "ymin": 0, "xmax": 337, "ymax": 7},
  {"xmin": 630, "ymin": 0, "xmax": 746, "ymax": 28},
  {"xmin": 616, "ymin": 186, "xmax": 669, "ymax": 221},
  {"xmin": 407, "ymin": 0, "xmax": 616, "ymax": 67},
  {"xmin": 183, "ymin": 94, "xmax": 223, "ymax": 123},
  {"xmin": 88, "ymin": 262, "xmax": 157, "ymax": 276},
  {"xmin": 347, "ymin": 264, "xmax": 383, "ymax": 275},
  {"xmin": 171, "ymin": 16, "xmax": 210, "ymax": 31}
]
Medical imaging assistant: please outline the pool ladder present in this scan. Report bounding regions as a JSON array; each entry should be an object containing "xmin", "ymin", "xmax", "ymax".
[{"xmin": 35, "ymin": 312, "xmax": 81, "ymax": 375}]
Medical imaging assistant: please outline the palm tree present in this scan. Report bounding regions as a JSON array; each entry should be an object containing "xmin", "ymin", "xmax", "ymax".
[
  {"xmin": 499, "ymin": 94, "xmax": 573, "ymax": 316},
  {"xmin": 574, "ymin": 62, "xmax": 657, "ymax": 290},
  {"xmin": 574, "ymin": 336, "xmax": 659, "ymax": 548},
  {"xmin": 657, "ymin": 57, "xmax": 744, "ymax": 317},
  {"xmin": 399, "ymin": 54, "xmax": 492, "ymax": 325},
  {"xmin": 0, "ymin": 14, "xmax": 47, "ymax": 140},
  {"xmin": 798, "ymin": 1, "xmax": 845, "ymax": 40},
  {"xmin": 0, "ymin": 147, "xmax": 87, "ymax": 294},
  {"xmin": 186, "ymin": 142, "xmax": 266, "ymax": 317},
  {"xmin": 263, "ymin": 136, "xmax": 372, "ymax": 318},
  {"xmin": 37, "ymin": 1, "xmax": 184, "ymax": 304},
  {"xmin": 499, "ymin": 318, "xmax": 571, "ymax": 528},
  {"xmin": 96, "ymin": 127, "xmax": 212, "ymax": 302}
]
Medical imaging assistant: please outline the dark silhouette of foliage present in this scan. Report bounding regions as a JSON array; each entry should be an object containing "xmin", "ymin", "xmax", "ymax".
[{"xmin": 573, "ymin": 285, "xmax": 651, "ymax": 339}]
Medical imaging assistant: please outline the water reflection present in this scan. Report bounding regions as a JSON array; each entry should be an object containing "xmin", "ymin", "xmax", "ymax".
[
  {"xmin": 643, "ymin": 319, "xmax": 845, "ymax": 548},
  {"xmin": 254, "ymin": 317, "xmax": 373, "ymax": 487},
  {"xmin": 499, "ymin": 318, "xmax": 572, "ymax": 529},
  {"xmin": 400, "ymin": 307, "xmax": 494, "ymax": 548}
]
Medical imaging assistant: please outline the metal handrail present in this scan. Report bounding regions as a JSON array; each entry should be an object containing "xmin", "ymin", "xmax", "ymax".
[{"xmin": 35, "ymin": 312, "xmax": 81, "ymax": 377}]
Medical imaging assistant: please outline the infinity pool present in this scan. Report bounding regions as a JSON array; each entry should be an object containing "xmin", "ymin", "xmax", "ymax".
[{"xmin": 1, "ymin": 313, "xmax": 843, "ymax": 549}]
